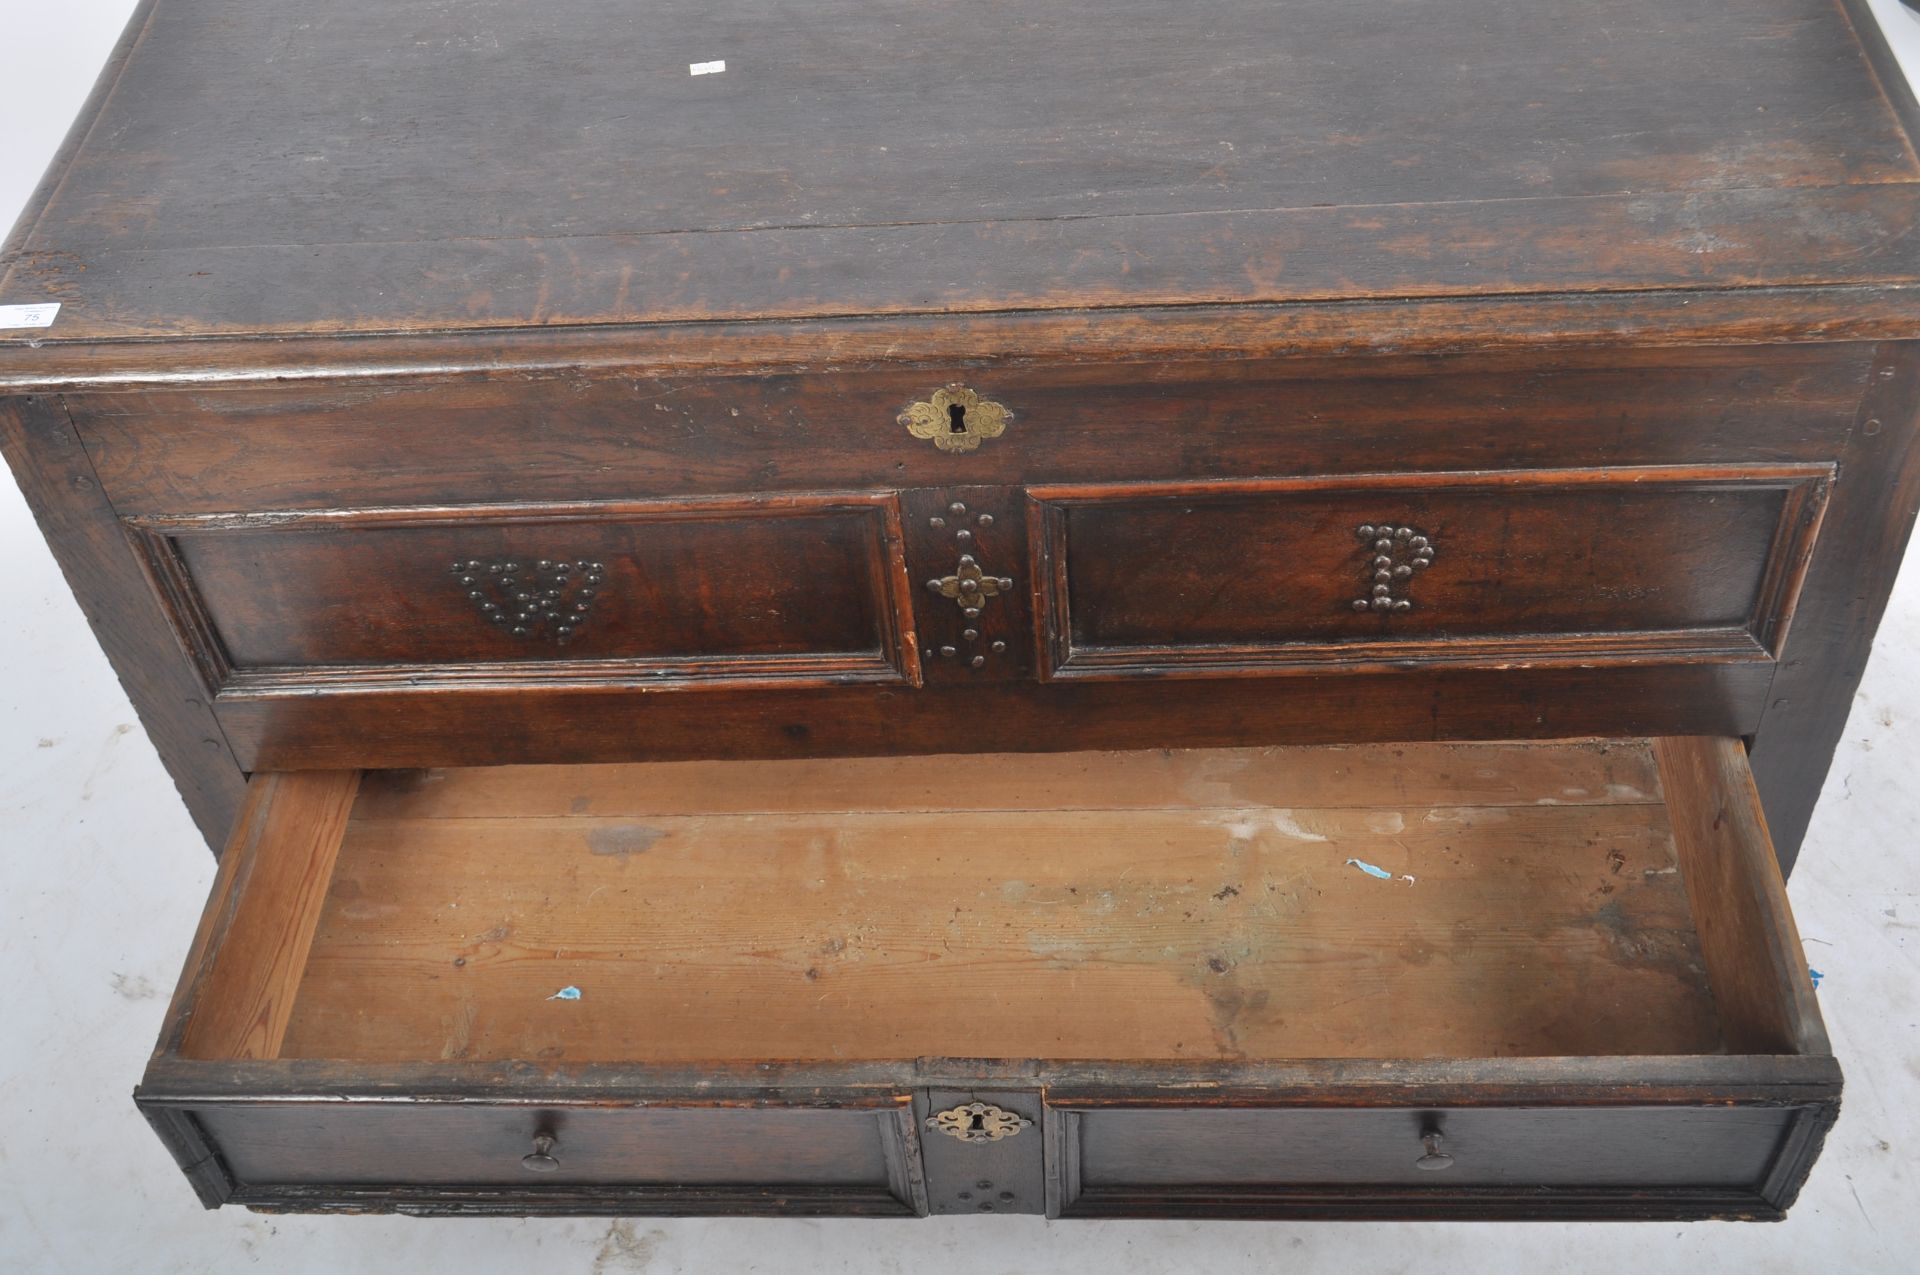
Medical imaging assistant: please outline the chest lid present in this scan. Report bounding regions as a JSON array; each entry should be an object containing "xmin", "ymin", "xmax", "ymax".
[{"xmin": 3, "ymin": 0, "xmax": 1920, "ymax": 372}]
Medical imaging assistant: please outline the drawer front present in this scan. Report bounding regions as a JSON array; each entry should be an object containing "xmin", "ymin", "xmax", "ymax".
[
  {"xmin": 131, "ymin": 496, "xmax": 917, "ymax": 694},
  {"xmin": 1032, "ymin": 467, "xmax": 1829, "ymax": 678},
  {"xmin": 1053, "ymin": 1104, "xmax": 1822, "ymax": 1219},
  {"xmin": 170, "ymin": 1102, "xmax": 920, "ymax": 1214}
]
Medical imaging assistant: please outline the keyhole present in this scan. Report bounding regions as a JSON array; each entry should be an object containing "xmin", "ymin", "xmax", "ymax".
[
  {"xmin": 948, "ymin": 402, "xmax": 968, "ymax": 433},
  {"xmin": 967, "ymin": 1110, "xmax": 988, "ymax": 1134}
]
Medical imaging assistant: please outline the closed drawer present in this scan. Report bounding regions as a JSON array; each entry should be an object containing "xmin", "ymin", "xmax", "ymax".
[
  {"xmin": 187, "ymin": 1103, "xmax": 916, "ymax": 1209},
  {"xmin": 1050, "ymin": 1101, "xmax": 1833, "ymax": 1219},
  {"xmin": 138, "ymin": 736, "xmax": 1835, "ymax": 1219},
  {"xmin": 1030, "ymin": 466, "xmax": 1830, "ymax": 678}
]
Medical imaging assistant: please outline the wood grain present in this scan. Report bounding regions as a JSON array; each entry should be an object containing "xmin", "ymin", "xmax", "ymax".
[
  {"xmin": 0, "ymin": 395, "xmax": 245, "ymax": 847},
  {"xmin": 1655, "ymin": 736, "xmax": 1828, "ymax": 1055},
  {"xmin": 179, "ymin": 771, "xmax": 360, "ymax": 1060},
  {"xmin": 3, "ymin": 1, "xmax": 1918, "ymax": 342},
  {"xmin": 352, "ymin": 740, "xmax": 1664, "ymax": 820},
  {"xmin": 274, "ymin": 741, "xmax": 1737, "ymax": 1065}
]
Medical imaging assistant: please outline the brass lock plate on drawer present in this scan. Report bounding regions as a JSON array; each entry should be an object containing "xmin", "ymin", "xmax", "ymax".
[{"xmin": 926, "ymin": 1102, "xmax": 1032, "ymax": 1144}]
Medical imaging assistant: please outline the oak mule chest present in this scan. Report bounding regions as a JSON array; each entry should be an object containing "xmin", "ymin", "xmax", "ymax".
[{"xmin": 5, "ymin": 0, "xmax": 1918, "ymax": 1221}]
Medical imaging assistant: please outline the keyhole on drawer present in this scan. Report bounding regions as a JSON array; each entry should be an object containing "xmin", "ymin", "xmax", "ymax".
[{"xmin": 948, "ymin": 402, "xmax": 968, "ymax": 433}]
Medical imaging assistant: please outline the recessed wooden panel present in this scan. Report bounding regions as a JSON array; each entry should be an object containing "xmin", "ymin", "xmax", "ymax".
[
  {"xmin": 195, "ymin": 1103, "xmax": 909, "ymax": 1192},
  {"xmin": 1060, "ymin": 1106, "xmax": 1796, "ymax": 1193},
  {"xmin": 1032, "ymin": 467, "xmax": 1829, "ymax": 678},
  {"xmin": 133, "ymin": 497, "xmax": 914, "ymax": 692}
]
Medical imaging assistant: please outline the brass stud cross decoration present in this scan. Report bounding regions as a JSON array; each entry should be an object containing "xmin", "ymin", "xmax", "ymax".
[{"xmin": 926, "ymin": 554, "xmax": 1014, "ymax": 615}]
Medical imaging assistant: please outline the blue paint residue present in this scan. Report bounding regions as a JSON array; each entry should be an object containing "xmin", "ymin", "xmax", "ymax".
[
  {"xmin": 1344, "ymin": 858, "xmax": 1394, "ymax": 881},
  {"xmin": 1808, "ymin": 968, "xmax": 1824, "ymax": 990},
  {"xmin": 548, "ymin": 985, "xmax": 582, "ymax": 1001}
]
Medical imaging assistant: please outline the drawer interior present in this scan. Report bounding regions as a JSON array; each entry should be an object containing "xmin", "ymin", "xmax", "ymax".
[{"xmin": 162, "ymin": 736, "xmax": 1824, "ymax": 1068}]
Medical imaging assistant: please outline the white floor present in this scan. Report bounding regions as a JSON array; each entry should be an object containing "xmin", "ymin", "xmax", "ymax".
[{"xmin": 4, "ymin": 3, "xmax": 1919, "ymax": 1272}]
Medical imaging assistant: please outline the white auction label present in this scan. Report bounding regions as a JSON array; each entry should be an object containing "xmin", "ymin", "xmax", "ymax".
[
  {"xmin": 689, "ymin": 59, "xmax": 726, "ymax": 75},
  {"xmin": 0, "ymin": 302, "xmax": 60, "ymax": 329}
]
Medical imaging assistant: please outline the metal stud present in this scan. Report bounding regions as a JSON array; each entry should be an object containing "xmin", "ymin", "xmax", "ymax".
[
  {"xmin": 970, "ymin": 655, "xmax": 986, "ymax": 668},
  {"xmin": 991, "ymin": 640, "xmax": 1007, "ymax": 653},
  {"xmin": 976, "ymin": 513, "xmax": 994, "ymax": 527}
]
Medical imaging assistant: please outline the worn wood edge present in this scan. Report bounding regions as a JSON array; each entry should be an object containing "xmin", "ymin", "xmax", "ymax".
[
  {"xmin": 4, "ymin": 287, "xmax": 1920, "ymax": 392},
  {"xmin": 1654, "ymin": 737, "xmax": 1831, "ymax": 1057},
  {"xmin": 136, "ymin": 1054, "xmax": 1845, "ymax": 1106},
  {"xmin": 0, "ymin": 395, "xmax": 244, "ymax": 850},
  {"xmin": 232, "ymin": 1184, "xmax": 922, "ymax": 1218},
  {"xmin": 219, "ymin": 663, "xmax": 1774, "ymax": 772},
  {"xmin": 1839, "ymin": 0, "xmax": 1920, "ymax": 167},
  {"xmin": 880, "ymin": 1106, "xmax": 929, "ymax": 1216},
  {"xmin": 1040, "ymin": 632, "xmax": 1773, "ymax": 682},
  {"xmin": 131, "ymin": 1101, "xmax": 234, "ymax": 1209},
  {"xmin": 1757, "ymin": 1100, "xmax": 1844, "ymax": 1211},
  {"xmin": 1051, "ymin": 1184, "xmax": 1789, "ymax": 1222},
  {"xmin": 0, "ymin": 0, "xmax": 158, "ymax": 267},
  {"xmin": 9, "ymin": 178, "xmax": 1920, "ymax": 349},
  {"xmin": 1748, "ymin": 470, "xmax": 1836, "ymax": 657},
  {"xmin": 175, "ymin": 771, "xmax": 361, "ymax": 1061}
]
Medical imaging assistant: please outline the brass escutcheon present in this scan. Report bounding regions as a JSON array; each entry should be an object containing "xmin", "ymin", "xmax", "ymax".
[
  {"xmin": 925, "ymin": 1102, "xmax": 1032, "ymax": 1144},
  {"xmin": 900, "ymin": 385, "xmax": 1011, "ymax": 453}
]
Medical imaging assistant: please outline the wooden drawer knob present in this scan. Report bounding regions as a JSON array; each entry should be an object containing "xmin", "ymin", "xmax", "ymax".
[
  {"xmin": 1415, "ymin": 1127, "xmax": 1454, "ymax": 1172},
  {"xmin": 521, "ymin": 1132, "xmax": 561, "ymax": 1173}
]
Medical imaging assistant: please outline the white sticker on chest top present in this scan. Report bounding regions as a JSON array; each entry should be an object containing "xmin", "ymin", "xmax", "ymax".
[
  {"xmin": 0, "ymin": 302, "xmax": 60, "ymax": 329},
  {"xmin": 689, "ymin": 59, "xmax": 726, "ymax": 75}
]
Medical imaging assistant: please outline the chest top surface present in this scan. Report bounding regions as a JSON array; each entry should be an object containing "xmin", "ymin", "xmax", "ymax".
[{"xmin": 2, "ymin": 0, "xmax": 1919, "ymax": 367}]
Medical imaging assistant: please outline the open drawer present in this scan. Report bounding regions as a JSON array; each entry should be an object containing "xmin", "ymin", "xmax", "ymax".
[{"xmin": 137, "ymin": 737, "xmax": 1837, "ymax": 1220}]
